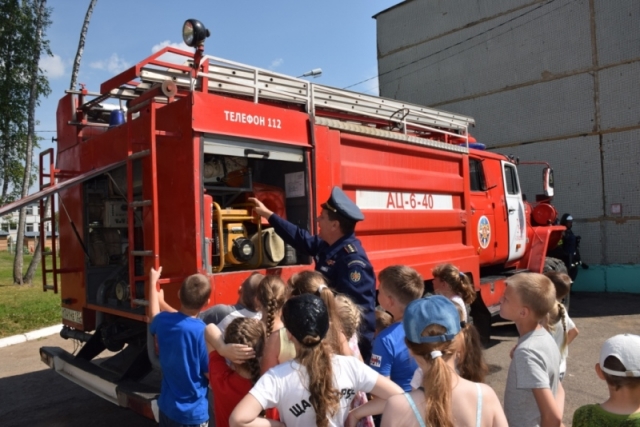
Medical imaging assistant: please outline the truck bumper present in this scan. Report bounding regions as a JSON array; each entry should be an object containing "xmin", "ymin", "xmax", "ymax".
[{"xmin": 39, "ymin": 346, "xmax": 160, "ymax": 422}]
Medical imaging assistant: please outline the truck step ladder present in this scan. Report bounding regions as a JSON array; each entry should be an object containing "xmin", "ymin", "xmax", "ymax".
[
  {"xmin": 125, "ymin": 109, "xmax": 158, "ymax": 309},
  {"xmin": 39, "ymin": 149, "xmax": 59, "ymax": 293}
]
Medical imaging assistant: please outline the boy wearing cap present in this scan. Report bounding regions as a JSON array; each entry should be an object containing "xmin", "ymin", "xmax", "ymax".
[
  {"xmin": 249, "ymin": 186, "xmax": 376, "ymax": 362},
  {"xmin": 572, "ymin": 334, "xmax": 640, "ymax": 426},
  {"xmin": 500, "ymin": 273, "xmax": 563, "ymax": 427},
  {"xmin": 370, "ymin": 265, "xmax": 423, "ymax": 391}
]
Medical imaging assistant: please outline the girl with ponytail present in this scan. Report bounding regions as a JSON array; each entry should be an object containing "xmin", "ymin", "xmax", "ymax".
[
  {"xmin": 544, "ymin": 271, "xmax": 579, "ymax": 416},
  {"xmin": 204, "ymin": 317, "xmax": 266, "ymax": 427},
  {"xmin": 432, "ymin": 263, "xmax": 476, "ymax": 322},
  {"xmin": 380, "ymin": 296, "xmax": 507, "ymax": 427},
  {"xmin": 410, "ymin": 264, "xmax": 486, "ymax": 389},
  {"xmin": 288, "ymin": 270, "xmax": 352, "ymax": 356},
  {"xmin": 230, "ymin": 294, "xmax": 402, "ymax": 427}
]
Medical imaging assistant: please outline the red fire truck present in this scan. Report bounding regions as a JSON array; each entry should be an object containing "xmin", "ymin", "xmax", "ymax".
[{"xmin": 0, "ymin": 20, "xmax": 565, "ymax": 420}]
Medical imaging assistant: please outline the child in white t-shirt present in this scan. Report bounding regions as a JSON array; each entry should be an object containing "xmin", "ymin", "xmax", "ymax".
[{"xmin": 229, "ymin": 294, "xmax": 402, "ymax": 427}]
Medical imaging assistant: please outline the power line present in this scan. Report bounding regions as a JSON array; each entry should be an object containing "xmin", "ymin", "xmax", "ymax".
[{"xmin": 345, "ymin": 0, "xmax": 568, "ymax": 91}]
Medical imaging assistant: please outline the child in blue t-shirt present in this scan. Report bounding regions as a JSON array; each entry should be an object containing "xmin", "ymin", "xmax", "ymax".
[
  {"xmin": 371, "ymin": 265, "xmax": 424, "ymax": 391},
  {"xmin": 149, "ymin": 267, "xmax": 211, "ymax": 427}
]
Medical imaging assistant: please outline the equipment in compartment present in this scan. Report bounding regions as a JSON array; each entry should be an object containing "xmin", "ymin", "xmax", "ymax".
[
  {"xmin": 203, "ymin": 155, "xmax": 248, "ymax": 185},
  {"xmin": 244, "ymin": 182, "xmax": 286, "ymax": 225},
  {"xmin": 211, "ymin": 204, "xmax": 262, "ymax": 272},
  {"xmin": 104, "ymin": 200, "xmax": 128, "ymax": 228},
  {"xmin": 249, "ymin": 228, "xmax": 285, "ymax": 268}
]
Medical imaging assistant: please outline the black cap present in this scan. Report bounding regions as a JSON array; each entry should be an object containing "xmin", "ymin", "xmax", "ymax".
[
  {"xmin": 321, "ymin": 186, "xmax": 364, "ymax": 222},
  {"xmin": 282, "ymin": 294, "xmax": 329, "ymax": 345}
]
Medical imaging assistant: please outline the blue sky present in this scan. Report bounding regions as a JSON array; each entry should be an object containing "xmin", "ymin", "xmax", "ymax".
[{"xmin": 36, "ymin": 0, "xmax": 400, "ymax": 151}]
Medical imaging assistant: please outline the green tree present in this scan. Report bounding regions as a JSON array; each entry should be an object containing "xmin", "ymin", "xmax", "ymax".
[
  {"xmin": 12, "ymin": 0, "xmax": 51, "ymax": 285},
  {"xmin": 0, "ymin": 0, "xmax": 31, "ymax": 204}
]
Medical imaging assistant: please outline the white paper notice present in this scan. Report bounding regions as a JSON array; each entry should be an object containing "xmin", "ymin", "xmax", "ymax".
[{"xmin": 285, "ymin": 171, "xmax": 305, "ymax": 198}]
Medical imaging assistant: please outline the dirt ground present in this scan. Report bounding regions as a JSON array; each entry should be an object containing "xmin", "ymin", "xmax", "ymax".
[{"xmin": 0, "ymin": 292, "xmax": 639, "ymax": 426}]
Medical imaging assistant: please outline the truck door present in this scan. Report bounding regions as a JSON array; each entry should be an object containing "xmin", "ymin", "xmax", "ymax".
[
  {"xmin": 469, "ymin": 157, "xmax": 496, "ymax": 263},
  {"xmin": 501, "ymin": 161, "xmax": 526, "ymax": 262}
]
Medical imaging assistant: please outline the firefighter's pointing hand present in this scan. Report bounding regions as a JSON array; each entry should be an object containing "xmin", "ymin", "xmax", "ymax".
[{"xmin": 248, "ymin": 197, "xmax": 273, "ymax": 219}]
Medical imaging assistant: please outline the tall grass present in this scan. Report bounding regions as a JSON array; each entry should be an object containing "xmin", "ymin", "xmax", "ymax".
[{"xmin": 0, "ymin": 252, "xmax": 60, "ymax": 338}]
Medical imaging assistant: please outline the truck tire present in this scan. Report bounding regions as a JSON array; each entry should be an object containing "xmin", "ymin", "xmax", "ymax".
[
  {"xmin": 543, "ymin": 257, "xmax": 568, "ymax": 274},
  {"xmin": 543, "ymin": 257, "xmax": 571, "ymax": 312}
]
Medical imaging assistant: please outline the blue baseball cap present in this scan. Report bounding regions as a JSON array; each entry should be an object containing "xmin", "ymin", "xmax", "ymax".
[
  {"xmin": 403, "ymin": 295, "xmax": 461, "ymax": 344},
  {"xmin": 322, "ymin": 186, "xmax": 364, "ymax": 222}
]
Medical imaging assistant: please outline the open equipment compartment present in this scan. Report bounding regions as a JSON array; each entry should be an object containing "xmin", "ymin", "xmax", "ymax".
[{"xmin": 202, "ymin": 134, "xmax": 312, "ymax": 272}]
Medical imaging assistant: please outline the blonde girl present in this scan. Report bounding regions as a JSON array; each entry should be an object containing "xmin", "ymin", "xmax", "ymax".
[
  {"xmin": 380, "ymin": 296, "xmax": 507, "ymax": 427},
  {"xmin": 335, "ymin": 294, "xmax": 374, "ymax": 427},
  {"xmin": 288, "ymin": 270, "xmax": 352, "ymax": 356},
  {"xmin": 204, "ymin": 317, "xmax": 266, "ymax": 427},
  {"xmin": 230, "ymin": 294, "xmax": 403, "ymax": 427}
]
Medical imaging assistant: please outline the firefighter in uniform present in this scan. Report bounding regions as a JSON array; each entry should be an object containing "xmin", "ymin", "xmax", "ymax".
[{"xmin": 249, "ymin": 187, "xmax": 376, "ymax": 362}]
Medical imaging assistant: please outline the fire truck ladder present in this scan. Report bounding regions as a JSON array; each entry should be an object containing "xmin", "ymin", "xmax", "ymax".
[
  {"xmin": 125, "ymin": 103, "xmax": 158, "ymax": 309},
  {"xmin": 91, "ymin": 47, "xmax": 474, "ymax": 152},
  {"xmin": 39, "ymin": 149, "xmax": 59, "ymax": 293},
  {"xmin": 133, "ymin": 53, "xmax": 474, "ymax": 143}
]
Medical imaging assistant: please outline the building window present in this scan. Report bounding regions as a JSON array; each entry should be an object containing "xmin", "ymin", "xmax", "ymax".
[
  {"xmin": 26, "ymin": 206, "xmax": 33, "ymax": 215},
  {"xmin": 26, "ymin": 223, "xmax": 34, "ymax": 232},
  {"xmin": 9, "ymin": 222, "xmax": 17, "ymax": 231},
  {"xmin": 1, "ymin": 224, "xmax": 8, "ymax": 232}
]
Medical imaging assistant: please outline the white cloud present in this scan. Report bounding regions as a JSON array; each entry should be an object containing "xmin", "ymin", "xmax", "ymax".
[
  {"xmin": 39, "ymin": 54, "xmax": 65, "ymax": 79},
  {"xmin": 151, "ymin": 40, "xmax": 191, "ymax": 53},
  {"xmin": 150, "ymin": 40, "xmax": 193, "ymax": 66},
  {"xmin": 89, "ymin": 53, "xmax": 131, "ymax": 74},
  {"xmin": 269, "ymin": 58, "xmax": 283, "ymax": 70}
]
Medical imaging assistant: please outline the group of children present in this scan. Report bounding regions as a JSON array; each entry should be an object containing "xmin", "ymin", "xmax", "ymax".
[{"xmin": 148, "ymin": 263, "xmax": 640, "ymax": 427}]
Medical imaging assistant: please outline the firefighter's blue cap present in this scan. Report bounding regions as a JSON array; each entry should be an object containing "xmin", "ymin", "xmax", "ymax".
[{"xmin": 321, "ymin": 186, "xmax": 364, "ymax": 222}]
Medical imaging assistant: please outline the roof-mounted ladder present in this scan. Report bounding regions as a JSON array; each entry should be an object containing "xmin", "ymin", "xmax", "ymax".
[{"xmin": 83, "ymin": 47, "xmax": 474, "ymax": 147}]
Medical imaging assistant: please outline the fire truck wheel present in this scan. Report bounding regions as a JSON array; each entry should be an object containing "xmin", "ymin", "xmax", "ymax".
[{"xmin": 543, "ymin": 257, "xmax": 571, "ymax": 312}]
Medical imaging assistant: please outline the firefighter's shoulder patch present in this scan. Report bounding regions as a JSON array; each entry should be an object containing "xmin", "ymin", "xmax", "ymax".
[
  {"xmin": 344, "ymin": 243, "xmax": 357, "ymax": 254},
  {"xmin": 370, "ymin": 354, "xmax": 382, "ymax": 368}
]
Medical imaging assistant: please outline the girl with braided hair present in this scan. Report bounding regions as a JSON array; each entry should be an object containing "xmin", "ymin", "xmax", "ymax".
[
  {"xmin": 205, "ymin": 317, "xmax": 266, "ymax": 427},
  {"xmin": 255, "ymin": 275, "xmax": 296, "ymax": 374},
  {"xmin": 378, "ymin": 296, "xmax": 507, "ymax": 427},
  {"xmin": 288, "ymin": 270, "xmax": 352, "ymax": 356},
  {"xmin": 230, "ymin": 294, "xmax": 402, "ymax": 427},
  {"xmin": 543, "ymin": 271, "xmax": 579, "ymax": 417}
]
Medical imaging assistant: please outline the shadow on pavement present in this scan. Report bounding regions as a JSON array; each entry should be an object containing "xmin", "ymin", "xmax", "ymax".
[
  {"xmin": 0, "ymin": 368, "xmax": 156, "ymax": 427},
  {"xmin": 569, "ymin": 292, "xmax": 640, "ymax": 318}
]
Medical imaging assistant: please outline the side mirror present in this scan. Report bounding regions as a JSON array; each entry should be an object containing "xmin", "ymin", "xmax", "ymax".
[{"xmin": 543, "ymin": 167, "xmax": 554, "ymax": 198}]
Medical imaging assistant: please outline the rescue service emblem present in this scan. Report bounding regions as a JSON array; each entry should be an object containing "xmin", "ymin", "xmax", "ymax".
[
  {"xmin": 350, "ymin": 270, "xmax": 362, "ymax": 283},
  {"xmin": 478, "ymin": 216, "xmax": 491, "ymax": 249}
]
